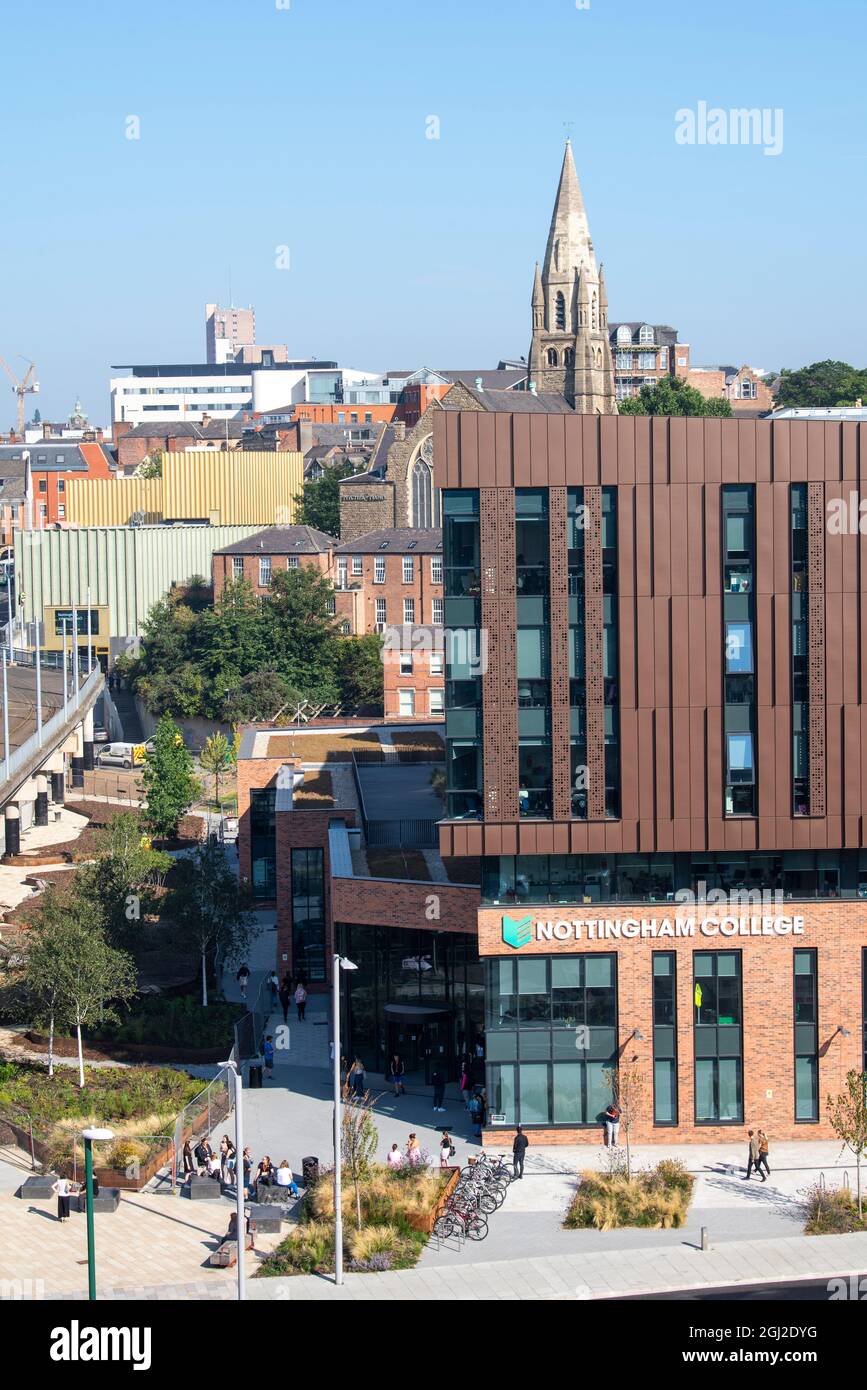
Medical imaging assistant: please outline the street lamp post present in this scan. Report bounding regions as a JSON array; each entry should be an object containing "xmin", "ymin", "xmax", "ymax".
[
  {"xmin": 81, "ymin": 1126, "xmax": 114, "ymax": 1301},
  {"xmin": 220, "ymin": 1058, "xmax": 246, "ymax": 1302},
  {"xmin": 332, "ymin": 952, "xmax": 357, "ymax": 1286}
]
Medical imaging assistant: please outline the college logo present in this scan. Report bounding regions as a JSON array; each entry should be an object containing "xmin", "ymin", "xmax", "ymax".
[{"xmin": 501, "ymin": 914, "xmax": 533, "ymax": 949}]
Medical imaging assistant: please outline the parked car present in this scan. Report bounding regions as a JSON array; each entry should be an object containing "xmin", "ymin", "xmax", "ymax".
[{"xmin": 93, "ymin": 725, "xmax": 109, "ymax": 743}]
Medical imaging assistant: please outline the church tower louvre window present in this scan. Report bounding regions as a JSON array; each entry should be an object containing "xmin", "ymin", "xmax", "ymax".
[{"xmin": 527, "ymin": 140, "xmax": 617, "ymax": 414}]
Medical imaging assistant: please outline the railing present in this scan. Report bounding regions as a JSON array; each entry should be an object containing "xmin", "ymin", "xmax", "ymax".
[
  {"xmin": 232, "ymin": 972, "xmax": 272, "ymax": 1063},
  {"xmin": 350, "ymin": 752, "xmax": 370, "ymax": 840},
  {"xmin": 353, "ymin": 747, "xmax": 444, "ymax": 766},
  {"xmin": 2, "ymin": 663, "xmax": 103, "ymax": 789},
  {"xmin": 366, "ymin": 818, "xmax": 439, "ymax": 848}
]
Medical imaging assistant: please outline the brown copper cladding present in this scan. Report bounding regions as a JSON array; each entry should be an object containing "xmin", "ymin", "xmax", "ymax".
[
  {"xmin": 548, "ymin": 486, "xmax": 572, "ymax": 820},
  {"xmin": 583, "ymin": 484, "xmax": 606, "ymax": 820},
  {"xmin": 433, "ymin": 413, "xmax": 866, "ymax": 859}
]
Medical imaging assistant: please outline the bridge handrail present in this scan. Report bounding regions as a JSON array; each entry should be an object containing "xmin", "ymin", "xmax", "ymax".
[{"xmin": 2, "ymin": 664, "xmax": 103, "ymax": 789}]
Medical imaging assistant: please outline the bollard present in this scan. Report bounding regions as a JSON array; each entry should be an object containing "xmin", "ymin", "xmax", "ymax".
[{"xmin": 700, "ymin": 1226, "xmax": 710, "ymax": 1251}]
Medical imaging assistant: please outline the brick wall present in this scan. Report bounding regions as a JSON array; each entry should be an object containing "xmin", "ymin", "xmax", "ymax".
[
  {"xmin": 478, "ymin": 901, "xmax": 867, "ymax": 1146},
  {"xmin": 212, "ymin": 550, "xmax": 332, "ymax": 598},
  {"xmin": 332, "ymin": 876, "xmax": 478, "ymax": 933}
]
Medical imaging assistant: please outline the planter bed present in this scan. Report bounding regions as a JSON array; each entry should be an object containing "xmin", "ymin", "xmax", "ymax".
[{"xmin": 21, "ymin": 1031, "xmax": 234, "ymax": 1066}]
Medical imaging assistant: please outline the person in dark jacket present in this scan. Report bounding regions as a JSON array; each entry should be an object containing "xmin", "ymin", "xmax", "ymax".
[
  {"xmin": 278, "ymin": 981, "xmax": 291, "ymax": 1024},
  {"xmin": 431, "ymin": 1066, "xmax": 446, "ymax": 1112},
  {"xmin": 389, "ymin": 1054, "xmax": 406, "ymax": 1097},
  {"xmin": 512, "ymin": 1125, "xmax": 529, "ymax": 1180}
]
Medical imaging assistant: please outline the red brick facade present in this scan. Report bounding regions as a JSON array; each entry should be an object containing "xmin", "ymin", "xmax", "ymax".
[{"xmin": 478, "ymin": 902, "xmax": 867, "ymax": 1146}]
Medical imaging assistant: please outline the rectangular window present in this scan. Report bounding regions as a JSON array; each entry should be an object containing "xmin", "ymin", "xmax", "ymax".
[
  {"xmin": 402, "ymin": 556, "xmax": 414, "ymax": 582},
  {"xmin": 375, "ymin": 598, "xmax": 386, "ymax": 625},
  {"xmin": 38, "ymin": 479, "xmax": 47, "ymax": 493},
  {"xmin": 430, "ymin": 651, "xmax": 444, "ymax": 676},
  {"xmin": 652, "ymin": 953, "xmax": 678, "ymax": 1125},
  {"xmin": 398, "ymin": 688, "xmax": 415, "ymax": 716},
  {"xmin": 794, "ymin": 949, "xmax": 819, "ymax": 1122},
  {"xmin": 57, "ymin": 478, "xmax": 65, "ymax": 492},
  {"xmin": 250, "ymin": 788, "xmax": 277, "ymax": 899},
  {"xmin": 287, "ymin": 556, "xmax": 299, "ymax": 570},
  {"xmin": 374, "ymin": 556, "xmax": 386, "ymax": 584},
  {"xmin": 432, "ymin": 597, "xmax": 444, "ymax": 625},
  {"xmin": 725, "ymin": 622, "xmax": 753, "ymax": 674},
  {"xmin": 694, "ymin": 952, "xmax": 743, "ymax": 1123},
  {"xmin": 403, "ymin": 598, "xmax": 415, "ymax": 624},
  {"xmin": 399, "ymin": 653, "xmax": 413, "ymax": 675},
  {"xmin": 431, "ymin": 555, "xmax": 443, "ymax": 584},
  {"xmin": 291, "ymin": 848, "xmax": 326, "ymax": 982},
  {"xmin": 258, "ymin": 556, "xmax": 272, "ymax": 587},
  {"xmin": 352, "ymin": 556, "xmax": 363, "ymax": 576},
  {"xmin": 58, "ymin": 504, "xmax": 65, "ymax": 518},
  {"xmin": 337, "ymin": 559, "xmax": 348, "ymax": 589},
  {"xmin": 429, "ymin": 688, "xmax": 444, "ymax": 714}
]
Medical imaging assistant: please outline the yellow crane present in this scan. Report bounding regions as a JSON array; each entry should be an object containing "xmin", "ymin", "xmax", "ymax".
[{"xmin": 0, "ymin": 356, "xmax": 39, "ymax": 436}]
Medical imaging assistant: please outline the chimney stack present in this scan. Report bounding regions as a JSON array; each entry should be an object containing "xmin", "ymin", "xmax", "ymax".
[{"xmin": 392, "ymin": 421, "xmax": 406, "ymax": 441}]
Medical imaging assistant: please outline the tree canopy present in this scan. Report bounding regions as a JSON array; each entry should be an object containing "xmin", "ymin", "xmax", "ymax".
[
  {"xmin": 776, "ymin": 360, "xmax": 867, "ymax": 409},
  {"xmin": 293, "ymin": 461, "xmax": 353, "ymax": 536},
  {"xmin": 617, "ymin": 377, "xmax": 734, "ymax": 417},
  {"xmin": 141, "ymin": 715, "xmax": 200, "ymax": 840}
]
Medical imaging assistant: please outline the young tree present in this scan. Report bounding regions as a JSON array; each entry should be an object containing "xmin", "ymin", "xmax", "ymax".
[
  {"xmin": 171, "ymin": 839, "xmax": 257, "ymax": 1005},
  {"xmin": 340, "ymin": 1084, "xmax": 379, "ymax": 1230},
  {"xmin": 603, "ymin": 1054, "xmax": 649, "ymax": 1180},
  {"xmin": 266, "ymin": 566, "xmax": 341, "ymax": 704},
  {"xmin": 826, "ymin": 1070, "xmax": 867, "ymax": 1217},
  {"xmin": 17, "ymin": 915, "xmax": 76, "ymax": 1077},
  {"xmin": 141, "ymin": 715, "xmax": 200, "ymax": 840},
  {"xmin": 38, "ymin": 896, "xmax": 137, "ymax": 1088},
  {"xmin": 75, "ymin": 811, "xmax": 172, "ymax": 946},
  {"xmin": 199, "ymin": 732, "xmax": 235, "ymax": 813}
]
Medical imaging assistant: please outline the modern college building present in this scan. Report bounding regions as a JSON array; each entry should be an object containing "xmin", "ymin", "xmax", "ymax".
[{"xmin": 436, "ymin": 408, "xmax": 867, "ymax": 1143}]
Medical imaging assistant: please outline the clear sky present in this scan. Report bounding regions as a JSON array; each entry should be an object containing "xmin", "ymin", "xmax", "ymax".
[{"xmin": 0, "ymin": 0, "xmax": 864, "ymax": 422}]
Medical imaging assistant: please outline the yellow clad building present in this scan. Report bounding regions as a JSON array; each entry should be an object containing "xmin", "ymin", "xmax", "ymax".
[{"xmin": 65, "ymin": 451, "xmax": 303, "ymax": 528}]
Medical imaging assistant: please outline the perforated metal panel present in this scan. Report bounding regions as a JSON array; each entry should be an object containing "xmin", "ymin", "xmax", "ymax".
[
  {"xmin": 807, "ymin": 482, "xmax": 826, "ymax": 817},
  {"xmin": 548, "ymin": 487, "xmax": 571, "ymax": 820},
  {"xmin": 584, "ymin": 485, "xmax": 606, "ymax": 821}
]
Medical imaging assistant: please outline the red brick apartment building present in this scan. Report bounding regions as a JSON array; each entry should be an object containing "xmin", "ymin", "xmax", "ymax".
[
  {"xmin": 212, "ymin": 525, "xmax": 446, "ymax": 719},
  {"xmin": 435, "ymin": 407, "xmax": 867, "ymax": 1144},
  {"xmin": 235, "ymin": 727, "xmax": 481, "ymax": 1078},
  {"xmin": 0, "ymin": 440, "xmax": 115, "ymax": 544}
]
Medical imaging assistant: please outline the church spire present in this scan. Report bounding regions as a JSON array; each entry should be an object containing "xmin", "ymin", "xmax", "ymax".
[{"xmin": 527, "ymin": 140, "xmax": 617, "ymax": 414}]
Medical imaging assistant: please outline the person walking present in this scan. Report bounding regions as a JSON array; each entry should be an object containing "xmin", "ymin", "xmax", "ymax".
[
  {"xmin": 267, "ymin": 970, "xmax": 279, "ymax": 1008},
  {"xmin": 460, "ymin": 1060, "xmax": 472, "ymax": 1108},
  {"xmin": 350, "ymin": 1057, "xmax": 366, "ymax": 1100},
  {"xmin": 242, "ymin": 1146, "xmax": 253, "ymax": 1199},
  {"xmin": 263, "ymin": 1034, "xmax": 275, "ymax": 1081},
  {"xmin": 603, "ymin": 1102, "xmax": 621, "ymax": 1148},
  {"xmin": 512, "ymin": 1125, "xmax": 529, "ymax": 1180},
  {"xmin": 468, "ymin": 1088, "xmax": 484, "ymax": 1139},
  {"xmin": 431, "ymin": 1065, "xmax": 446, "ymax": 1113},
  {"xmin": 53, "ymin": 1174, "xmax": 75, "ymax": 1223},
  {"xmin": 236, "ymin": 963, "xmax": 250, "ymax": 1001},
  {"xmin": 744, "ymin": 1129, "xmax": 765, "ymax": 1181},
  {"xmin": 294, "ymin": 981, "xmax": 307, "ymax": 1021},
  {"xmin": 757, "ymin": 1129, "xmax": 771, "ymax": 1179},
  {"xmin": 389, "ymin": 1054, "xmax": 406, "ymax": 1097},
  {"xmin": 278, "ymin": 980, "xmax": 291, "ymax": 1024}
]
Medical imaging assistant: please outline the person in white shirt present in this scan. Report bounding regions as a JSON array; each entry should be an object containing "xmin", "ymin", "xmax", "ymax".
[
  {"xmin": 53, "ymin": 1175, "xmax": 76, "ymax": 1222},
  {"xmin": 386, "ymin": 1143, "xmax": 404, "ymax": 1170},
  {"xmin": 275, "ymin": 1160, "xmax": 300, "ymax": 1197},
  {"xmin": 439, "ymin": 1134, "xmax": 454, "ymax": 1168}
]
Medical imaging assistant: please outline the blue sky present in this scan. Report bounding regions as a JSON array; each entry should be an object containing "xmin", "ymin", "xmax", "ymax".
[{"xmin": 0, "ymin": 0, "xmax": 864, "ymax": 421}]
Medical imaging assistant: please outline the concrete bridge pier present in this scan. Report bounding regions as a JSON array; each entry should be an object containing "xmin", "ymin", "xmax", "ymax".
[
  {"xmin": 35, "ymin": 773, "xmax": 49, "ymax": 827},
  {"xmin": 82, "ymin": 708, "xmax": 95, "ymax": 772},
  {"xmin": 4, "ymin": 803, "xmax": 20, "ymax": 858}
]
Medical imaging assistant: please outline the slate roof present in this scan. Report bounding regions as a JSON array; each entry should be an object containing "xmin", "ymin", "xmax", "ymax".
[
  {"xmin": 444, "ymin": 383, "xmax": 574, "ymax": 413},
  {"xmin": 334, "ymin": 528, "xmax": 442, "ymax": 554},
  {"xmin": 0, "ymin": 443, "xmax": 92, "ymax": 472},
  {"xmin": 213, "ymin": 525, "xmax": 336, "ymax": 556}
]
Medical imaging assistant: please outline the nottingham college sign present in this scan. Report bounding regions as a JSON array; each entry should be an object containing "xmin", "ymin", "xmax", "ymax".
[{"xmin": 501, "ymin": 913, "xmax": 806, "ymax": 949}]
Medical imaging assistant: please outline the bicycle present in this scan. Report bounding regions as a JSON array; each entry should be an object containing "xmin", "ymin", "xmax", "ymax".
[{"xmin": 433, "ymin": 1197, "xmax": 489, "ymax": 1241}]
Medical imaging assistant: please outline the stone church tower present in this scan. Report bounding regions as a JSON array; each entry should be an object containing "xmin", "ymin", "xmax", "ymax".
[{"xmin": 528, "ymin": 140, "xmax": 617, "ymax": 413}]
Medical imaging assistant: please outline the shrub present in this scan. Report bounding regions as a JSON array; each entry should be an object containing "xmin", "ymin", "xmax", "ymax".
[
  {"xmin": 258, "ymin": 1220, "xmax": 336, "ymax": 1276},
  {"xmin": 564, "ymin": 1161, "xmax": 694, "ymax": 1231},
  {"xmin": 803, "ymin": 1182, "xmax": 866, "ymax": 1235},
  {"xmin": 95, "ymin": 996, "xmax": 244, "ymax": 1049},
  {"xmin": 347, "ymin": 1224, "xmax": 401, "ymax": 1262},
  {"xmin": 106, "ymin": 1139, "xmax": 147, "ymax": 1171}
]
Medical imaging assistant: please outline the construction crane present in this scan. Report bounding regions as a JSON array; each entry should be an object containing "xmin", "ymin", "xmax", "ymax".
[{"xmin": 0, "ymin": 356, "xmax": 39, "ymax": 436}]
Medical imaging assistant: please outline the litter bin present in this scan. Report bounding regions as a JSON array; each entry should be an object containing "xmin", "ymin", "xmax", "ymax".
[
  {"xmin": 248, "ymin": 1063, "xmax": 263, "ymax": 1089},
  {"xmin": 302, "ymin": 1155, "xmax": 319, "ymax": 1187}
]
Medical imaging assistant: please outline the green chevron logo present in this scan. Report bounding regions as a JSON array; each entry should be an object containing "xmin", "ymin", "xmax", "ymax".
[{"xmin": 501, "ymin": 914, "xmax": 533, "ymax": 949}]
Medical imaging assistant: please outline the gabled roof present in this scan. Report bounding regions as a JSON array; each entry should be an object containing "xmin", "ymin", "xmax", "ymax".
[
  {"xmin": 334, "ymin": 528, "xmax": 442, "ymax": 555},
  {"xmin": 213, "ymin": 525, "xmax": 336, "ymax": 556}
]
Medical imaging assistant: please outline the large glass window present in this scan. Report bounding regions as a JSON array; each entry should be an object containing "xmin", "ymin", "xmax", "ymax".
[
  {"xmin": 484, "ymin": 955, "xmax": 617, "ymax": 1126},
  {"xmin": 723, "ymin": 486, "xmax": 756, "ymax": 816},
  {"xmin": 652, "ymin": 953, "xmax": 677, "ymax": 1125},
  {"xmin": 249, "ymin": 788, "xmax": 276, "ymax": 899},
  {"xmin": 794, "ymin": 949, "xmax": 819, "ymax": 1121},
  {"xmin": 291, "ymin": 848, "xmax": 326, "ymax": 983},
  {"xmin": 694, "ymin": 952, "xmax": 743, "ymax": 1123}
]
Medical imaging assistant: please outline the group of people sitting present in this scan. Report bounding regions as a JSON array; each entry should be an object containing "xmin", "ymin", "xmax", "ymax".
[{"xmin": 182, "ymin": 1136, "xmax": 299, "ymax": 1199}]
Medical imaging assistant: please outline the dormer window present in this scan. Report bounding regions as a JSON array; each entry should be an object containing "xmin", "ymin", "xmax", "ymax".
[
  {"xmin": 639, "ymin": 324, "xmax": 655, "ymax": 345},
  {"xmin": 616, "ymin": 325, "xmax": 632, "ymax": 346}
]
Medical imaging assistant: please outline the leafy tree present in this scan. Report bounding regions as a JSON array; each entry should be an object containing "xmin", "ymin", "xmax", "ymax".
[
  {"xmin": 293, "ymin": 461, "xmax": 352, "ymax": 536},
  {"xmin": 221, "ymin": 669, "xmax": 299, "ymax": 723},
  {"xmin": 17, "ymin": 915, "xmax": 76, "ymax": 1077},
  {"xmin": 29, "ymin": 893, "xmax": 137, "ymax": 1087},
  {"xmin": 141, "ymin": 715, "xmax": 200, "ymax": 840},
  {"xmin": 75, "ymin": 812, "xmax": 172, "ymax": 947},
  {"xmin": 617, "ymin": 377, "xmax": 734, "ymax": 417},
  {"xmin": 135, "ymin": 663, "xmax": 205, "ymax": 719},
  {"xmin": 199, "ymin": 732, "xmax": 235, "ymax": 812},
  {"xmin": 335, "ymin": 634, "xmax": 383, "ymax": 711},
  {"xmin": 267, "ymin": 566, "xmax": 341, "ymax": 703},
  {"xmin": 340, "ymin": 1083, "xmax": 379, "ymax": 1230},
  {"xmin": 827, "ymin": 1070, "xmax": 867, "ymax": 1217},
  {"xmin": 137, "ymin": 448, "xmax": 163, "ymax": 479},
  {"xmin": 777, "ymin": 360, "xmax": 867, "ymax": 409},
  {"xmin": 171, "ymin": 839, "xmax": 257, "ymax": 1005}
]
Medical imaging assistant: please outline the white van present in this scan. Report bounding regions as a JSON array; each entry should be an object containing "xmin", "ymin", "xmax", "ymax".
[{"xmin": 97, "ymin": 742, "xmax": 139, "ymax": 769}]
